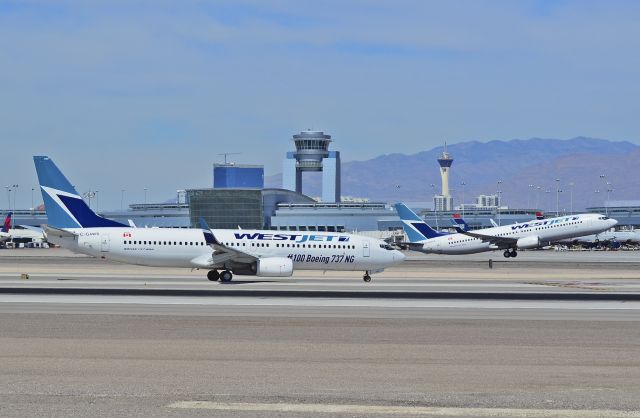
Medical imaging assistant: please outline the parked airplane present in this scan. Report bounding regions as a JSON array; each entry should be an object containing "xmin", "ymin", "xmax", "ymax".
[
  {"xmin": 0, "ymin": 212, "xmax": 45, "ymax": 246},
  {"xmin": 559, "ymin": 230, "xmax": 640, "ymax": 247},
  {"xmin": 35, "ymin": 156, "xmax": 404, "ymax": 282},
  {"xmin": 395, "ymin": 203, "xmax": 617, "ymax": 258},
  {"xmin": 0, "ymin": 212, "xmax": 11, "ymax": 243}
]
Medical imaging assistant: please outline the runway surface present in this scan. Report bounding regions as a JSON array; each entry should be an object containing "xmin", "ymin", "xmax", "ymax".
[{"xmin": 1, "ymin": 249, "xmax": 640, "ymax": 416}]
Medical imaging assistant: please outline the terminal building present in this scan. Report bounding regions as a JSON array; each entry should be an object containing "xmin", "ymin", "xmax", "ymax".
[
  {"xmin": 100, "ymin": 130, "xmax": 401, "ymax": 233},
  {"xmin": 213, "ymin": 163, "xmax": 264, "ymax": 189}
]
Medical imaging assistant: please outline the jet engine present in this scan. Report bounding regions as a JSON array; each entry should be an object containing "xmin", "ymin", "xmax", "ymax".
[
  {"xmin": 516, "ymin": 235, "xmax": 541, "ymax": 249},
  {"xmin": 256, "ymin": 257, "xmax": 294, "ymax": 277}
]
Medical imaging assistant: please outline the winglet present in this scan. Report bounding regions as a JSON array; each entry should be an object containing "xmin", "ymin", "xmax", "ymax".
[{"xmin": 198, "ymin": 217, "xmax": 218, "ymax": 245}]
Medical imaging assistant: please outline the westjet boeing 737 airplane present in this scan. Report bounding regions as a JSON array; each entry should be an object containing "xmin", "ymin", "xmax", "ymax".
[
  {"xmin": 35, "ymin": 156, "xmax": 404, "ymax": 282},
  {"xmin": 395, "ymin": 203, "xmax": 617, "ymax": 258}
]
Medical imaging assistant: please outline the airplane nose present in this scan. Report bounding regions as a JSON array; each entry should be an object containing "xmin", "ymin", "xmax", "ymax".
[
  {"xmin": 610, "ymin": 218, "xmax": 618, "ymax": 228},
  {"xmin": 394, "ymin": 251, "xmax": 406, "ymax": 263}
]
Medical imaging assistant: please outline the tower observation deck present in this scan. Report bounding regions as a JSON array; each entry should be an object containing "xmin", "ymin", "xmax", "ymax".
[{"xmin": 283, "ymin": 130, "xmax": 341, "ymax": 202}]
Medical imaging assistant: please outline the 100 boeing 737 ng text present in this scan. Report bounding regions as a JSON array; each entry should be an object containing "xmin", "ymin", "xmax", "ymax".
[{"xmin": 34, "ymin": 156, "xmax": 404, "ymax": 282}]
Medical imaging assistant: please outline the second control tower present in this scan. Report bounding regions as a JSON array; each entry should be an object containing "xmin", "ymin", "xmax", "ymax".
[
  {"xmin": 282, "ymin": 130, "xmax": 341, "ymax": 202},
  {"xmin": 434, "ymin": 143, "xmax": 454, "ymax": 211}
]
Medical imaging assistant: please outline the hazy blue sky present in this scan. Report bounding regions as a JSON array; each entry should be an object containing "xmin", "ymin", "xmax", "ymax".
[{"xmin": 2, "ymin": 0, "xmax": 639, "ymax": 209}]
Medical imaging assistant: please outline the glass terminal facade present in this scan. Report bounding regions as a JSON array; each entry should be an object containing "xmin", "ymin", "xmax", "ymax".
[{"xmin": 187, "ymin": 189, "xmax": 263, "ymax": 229}]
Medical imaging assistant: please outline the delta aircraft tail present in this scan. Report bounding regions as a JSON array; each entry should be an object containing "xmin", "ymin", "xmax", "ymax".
[
  {"xmin": 1, "ymin": 212, "xmax": 11, "ymax": 233},
  {"xmin": 34, "ymin": 156, "xmax": 126, "ymax": 229},
  {"xmin": 394, "ymin": 203, "xmax": 448, "ymax": 242},
  {"xmin": 451, "ymin": 214, "xmax": 470, "ymax": 231}
]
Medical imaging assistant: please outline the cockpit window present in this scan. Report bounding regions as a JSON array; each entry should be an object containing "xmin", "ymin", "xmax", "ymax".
[
  {"xmin": 380, "ymin": 244, "xmax": 395, "ymax": 251},
  {"xmin": 599, "ymin": 216, "xmax": 610, "ymax": 220}
]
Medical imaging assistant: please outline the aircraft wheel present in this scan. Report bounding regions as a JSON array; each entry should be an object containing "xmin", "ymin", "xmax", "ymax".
[
  {"xmin": 363, "ymin": 274, "xmax": 372, "ymax": 283},
  {"xmin": 220, "ymin": 270, "xmax": 233, "ymax": 282},
  {"xmin": 207, "ymin": 270, "xmax": 220, "ymax": 281},
  {"xmin": 503, "ymin": 250, "xmax": 511, "ymax": 258},
  {"xmin": 511, "ymin": 250, "xmax": 518, "ymax": 258}
]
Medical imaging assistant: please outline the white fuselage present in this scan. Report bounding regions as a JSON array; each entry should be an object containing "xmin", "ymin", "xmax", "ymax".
[
  {"xmin": 47, "ymin": 227, "xmax": 404, "ymax": 272},
  {"xmin": 562, "ymin": 230, "xmax": 640, "ymax": 245},
  {"xmin": 415, "ymin": 214, "xmax": 617, "ymax": 255}
]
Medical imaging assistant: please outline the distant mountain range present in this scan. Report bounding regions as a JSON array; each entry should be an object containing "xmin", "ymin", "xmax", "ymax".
[{"xmin": 265, "ymin": 137, "xmax": 640, "ymax": 211}]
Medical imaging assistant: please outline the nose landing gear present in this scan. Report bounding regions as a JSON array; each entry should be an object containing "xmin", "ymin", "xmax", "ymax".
[{"xmin": 363, "ymin": 271, "xmax": 372, "ymax": 283}]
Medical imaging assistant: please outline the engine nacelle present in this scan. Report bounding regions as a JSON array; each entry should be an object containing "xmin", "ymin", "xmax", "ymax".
[
  {"xmin": 516, "ymin": 235, "xmax": 541, "ymax": 249},
  {"xmin": 256, "ymin": 257, "xmax": 294, "ymax": 277}
]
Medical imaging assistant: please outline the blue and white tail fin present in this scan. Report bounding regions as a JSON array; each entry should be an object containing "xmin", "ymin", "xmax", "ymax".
[
  {"xmin": 450, "ymin": 214, "xmax": 470, "ymax": 231},
  {"xmin": 394, "ymin": 203, "xmax": 448, "ymax": 242},
  {"xmin": 33, "ymin": 156, "xmax": 127, "ymax": 229},
  {"xmin": 1, "ymin": 212, "xmax": 11, "ymax": 233}
]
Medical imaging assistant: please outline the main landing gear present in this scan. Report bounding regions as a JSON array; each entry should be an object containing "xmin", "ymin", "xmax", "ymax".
[
  {"xmin": 207, "ymin": 269, "xmax": 233, "ymax": 282},
  {"xmin": 503, "ymin": 249, "xmax": 518, "ymax": 258},
  {"xmin": 363, "ymin": 271, "xmax": 372, "ymax": 283}
]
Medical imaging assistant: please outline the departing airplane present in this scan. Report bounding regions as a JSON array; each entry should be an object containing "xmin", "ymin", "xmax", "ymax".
[
  {"xmin": 395, "ymin": 203, "xmax": 617, "ymax": 258},
  {"xmin": 34, "ymin": 156, "xmax": 404, "ymax": 282}
]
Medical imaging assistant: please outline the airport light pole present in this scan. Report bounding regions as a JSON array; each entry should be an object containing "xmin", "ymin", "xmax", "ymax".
[
  {"xmin": 95, "ymin": 190, "xmax": 99, "ymax": 213},
  {"xmin": 496, "ymin": 180, "xmax": 503, "ymax": 226},
  {"xmin": 599, "ymin": 174, "xmax": 608, "ymax": 215},
  {"xmin": 527, "ymin": 184, "xmax": 534, "ymax": 209},
  {"xmin": 430, "ymin": 183, "xmax": 438, "ymax": 230},
  {"xmin": 535, "ymin": 186, "xmax": 541, "ymax": 210},
  {"xmin": 568, "ymin": 182, "xmax": 574, "ymax": 214},
  {"xmin": 606, "ymin": 183, "xmax": 613, "ymax": 216},
  {"xmin": 460, "ymin": 181, "xmax": 466, "ymax": 218},
  {"xmin": 555, "ymin": 178, "xmax": 560, "ymax": 217},
  {"xmin": 31, "ymin": 187, "xmax": 35, "ymax": 214},
  {"xmin": 544, "ymin": 189, "xmax": 551, "ymax": 212},
  {"xmin": 12, "ymin": 184, "xmax": 18, "ymax": 229}
]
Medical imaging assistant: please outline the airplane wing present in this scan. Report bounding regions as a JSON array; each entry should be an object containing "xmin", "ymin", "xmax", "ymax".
[
  {"xmin": 191, "ymin": 227, "xmax": 258, "ymax": 268},
  {"xmin": 454, "ymin": 227, "xmax": 517, "ymax": 247},
  {"xmin": 395, "ymin": 241, "xmax": 425, "ymax": 250},
  {"xmin": 17, "ymin": 225, "xmax": 44, "ymax": 233},
  {"xmin": 42, "ymin": 225, "xmax": 78, "ymax": 238}
]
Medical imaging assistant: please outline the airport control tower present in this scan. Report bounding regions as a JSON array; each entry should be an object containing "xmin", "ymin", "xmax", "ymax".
[
  {"xmin": 434, "ymin": 143, "xmax": 453, "ymax": 211},
  {"xmin": 283, "ymin": 130, "xmax": 341, "ymax": 202}
]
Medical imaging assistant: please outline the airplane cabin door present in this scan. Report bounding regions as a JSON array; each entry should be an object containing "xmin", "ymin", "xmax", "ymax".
[
  {"xmin": 100, "ymin": 234, "xmax": 110, "ymax": 252},
  {"xmin": 363, "ymin": 241, "xmax": 370, "ymax": 257}
]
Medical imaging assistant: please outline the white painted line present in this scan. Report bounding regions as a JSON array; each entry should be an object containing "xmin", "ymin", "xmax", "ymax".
[{"xmin": 166, "ymin": 401, "xmax": 640, "ymax": 417}]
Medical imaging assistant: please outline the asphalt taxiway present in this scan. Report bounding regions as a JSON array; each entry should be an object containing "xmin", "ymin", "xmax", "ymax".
[{"xmin": 1, "ymin": 249, "xmax": 639, "ymax": 417}]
